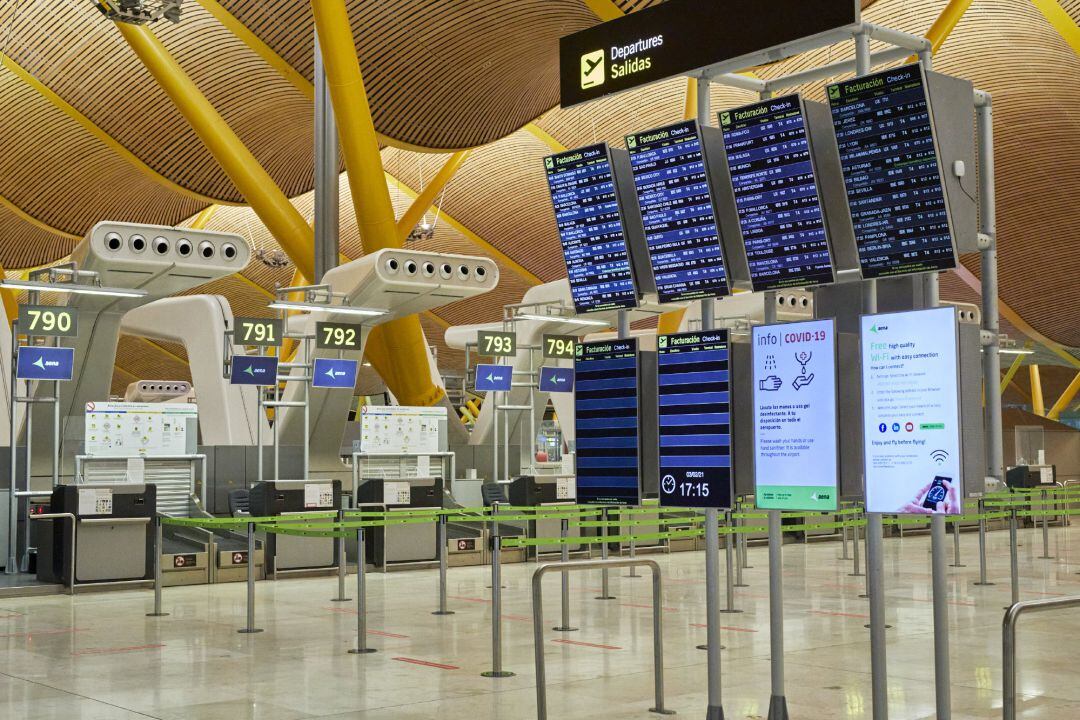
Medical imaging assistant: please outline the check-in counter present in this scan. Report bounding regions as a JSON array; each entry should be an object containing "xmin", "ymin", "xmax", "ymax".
[
  {"xmin": 249, "ymin": 480, "xmax": 341, "ymax": 576},
  {"xmin": 508, "ymin": 475, "xmax": 582, "ymax": 557},
  {"xmin": 356, "ymin": 477, "xmax": 441, "ymax": 570}
]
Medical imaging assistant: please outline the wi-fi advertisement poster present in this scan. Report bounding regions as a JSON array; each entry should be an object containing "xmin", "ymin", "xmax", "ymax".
[{"xmin": 860, "ymin": 307, "xmax": 963, "ymax": 514}]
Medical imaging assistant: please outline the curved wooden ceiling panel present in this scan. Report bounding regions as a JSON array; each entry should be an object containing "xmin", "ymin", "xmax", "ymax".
[
  {"xmin": 0, "ymin": 0, "xmax": 314, "ymax": 203},
  {"xmin": 0, "ymin": 67, "xmax": 203, "ymax": 239},
  {"xmin": 0, "ymin": 208, "xmax": 75, "ymax": 270},
  {"xmin": 218, "ymin": 0, "xmax": 598, "ymax": 149}
]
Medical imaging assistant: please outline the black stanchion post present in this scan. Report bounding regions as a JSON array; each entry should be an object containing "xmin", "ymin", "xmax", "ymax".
[
  {"xmin": 349, "ymin": 526, "xmax": 376, "ymax": 654},
  {"xmin": 147, "ymin": 514, "xmax": 169, "ymax": 617},
  {"xmin": 433, "ymin": 513, "xmax": 454, "ymax": 615},
  {"xmin": 332, "ymin": 509, "xmax": 350, "ymax": 602},
  {"xmin": 238, "ymin": 521, "xmax": 263, "ymax": 634}
]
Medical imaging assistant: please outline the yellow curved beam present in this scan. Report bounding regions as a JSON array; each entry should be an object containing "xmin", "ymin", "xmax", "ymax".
[
  {"xmin": 1047, "ymin": 371, "xmax": 1080, "ymax": 420},
  {"xmin": 187, "ymin": 205, "xmax": 219, "ymax": 229},
  {"xmin": 0, "ymin": 190, "xmax": 80, "ymax": 243},
  {"xmin": 999, "ymin": 342, "xmax": 1031, "ymax": 395},
  {"xmin": 395, "ymin": 150, "xmax": 471, "ymax": 238},
  {"xmin": 193, "ymin": 0, "xmax": 471, "ymax": 155},
  {"xmin": 907, "ymin": 0, "xmax": 974, "ymax": 62},
  {"xmin": 0, "ymin": 52, "xmax": 241, "ymax": 207},
  {"xmin": 583, "ymin": 0, "xmax": 625, "ymax": 21},
  {"xmin": 1030, "ymin": 365, "xmax": 1046, "ymax": 416},
  {"xmin": 524, "ymin": 122, "xmax": 567, "ymax": 153},
  {"xmin": 1029, "ymin": 0, "xmax": 1080, "ymax": 56}
]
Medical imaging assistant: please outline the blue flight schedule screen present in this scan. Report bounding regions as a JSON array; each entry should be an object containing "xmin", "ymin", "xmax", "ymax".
[
  {"xmin": 828, "ymin": 63, "xmax": 956, "ymax": 278},
  {"xmin": 720, "ymin": 95, "xmax": 835, "ymax": 290},
  {"xmin": 574, "ymin": 339, "xmax": 640, "ymax": 505},
  {"xmin": 544, "ymin": 144, "xmax": 639, "ymax": 313},
  {"xmin": 657, "ymin": 330, "xmax": 732, "ymax": 509},
  {"xmin": 625, "ymin": 120, "xmax": 730, "ymax": 303}
]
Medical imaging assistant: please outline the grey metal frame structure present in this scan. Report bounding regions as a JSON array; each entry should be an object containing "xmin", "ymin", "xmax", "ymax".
[{"xmin": 1002, "ymin": 596, "xmax": 1080, "ymax": 720}]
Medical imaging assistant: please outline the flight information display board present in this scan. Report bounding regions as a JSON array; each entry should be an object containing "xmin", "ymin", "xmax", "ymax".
[
  {"xmin": 625, "ymin": 120, "xmax": 730, "ymax": 303},
  {"xmin": 544, "ymin": 144, "xmax": 639, "ymax": 313},
  {"xmin": 574, "ymin": 338, "xmax": 641, "ymax": 505},
  {"xmin": 720, "ymin": 95, "xmax": 835, "ymax": 290},
  {"xmin": 828, "ymin": 63, "xmax": 957, "ymax": 278},
  {"xmin": 656, "ymin": 330, "xmax": 732, "ymax": 508}
]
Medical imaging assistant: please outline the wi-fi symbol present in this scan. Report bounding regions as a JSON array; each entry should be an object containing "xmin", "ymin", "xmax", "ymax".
[{"xmin": 930, "ymin": 449, "xmax": 949, "ymax": 465}]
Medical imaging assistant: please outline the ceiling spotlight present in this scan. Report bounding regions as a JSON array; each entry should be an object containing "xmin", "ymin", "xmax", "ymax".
[
  {"xmin": 406, "ymin": 219, "xmax": 436, "ymax": 244},
  {"xmin": 94, "ymin": 0, "xmax": 184, "ymax": 24},
  {"xmin": 255, "ymin": 249, "xmax": 290, "ymax": 268}
]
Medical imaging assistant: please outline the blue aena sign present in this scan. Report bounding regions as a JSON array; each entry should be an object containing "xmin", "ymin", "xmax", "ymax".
[
  {"xmin": 16, "ymin": 346, "xmax": 74, "ymax": 381},
  {"xmin": 475, "ymin": 363, "xmax": 513, "ymax": 392},
  {"xmin": 312, "ymin": 358, "xmax": 359, "ymax": 389},
  {"xmin": 230, "ymin": 355, "xmax": 278, "ymax": 386},
  {"xmin": 539, "ymin": 366, "xmax": 575, "ymax": 393}
]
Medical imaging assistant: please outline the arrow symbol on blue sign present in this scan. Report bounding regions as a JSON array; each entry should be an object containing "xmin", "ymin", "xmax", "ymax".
[{"xmin": 33, "ymin": 357, "xmax": 45, "ymax": 370}]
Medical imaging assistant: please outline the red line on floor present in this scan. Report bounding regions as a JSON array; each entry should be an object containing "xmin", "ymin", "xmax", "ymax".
[
  {"xmin": 72, "ymin": 644, "xmax": 164, "ymax": 656},
  {"xmin": 689, "ymin": 623, "xmax": 758, "ymax": 633},
  {"xmin": 368, "ymin": 630, "xmax": 409, "ymax": 639},
  {"xmin": 553, "ymin": 638, "xmax": 622, "ymax": 650},
  {"xmin": 0, "ymin": 628, "xmax": 84, "ymax": 638},
  {"xmin": 910, "ymin": 597, "xmax": 976, "ymax": 607},
  {"xmin": 807, "ymin": 610, "xmax": 870, "ymax": 619},
  {"xmin": 447, "ymin": 595, "xmax": 491, "ymax": 604},
  {"xmin": 502, "ymin": 614, "xmax": 532, "ymax": 623},
  {"xmin": 392, "ymin": 656, "xmax": 459, "ymax": 670},
  {"xmin": 1029, "ymin": 591, "xmax": 1065, "ymax": 597},
  {"xmin": 620, "ymin": 603, "xmax": 679, "ymax": 613}
]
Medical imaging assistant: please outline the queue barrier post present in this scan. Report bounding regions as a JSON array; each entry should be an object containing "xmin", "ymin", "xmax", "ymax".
[
  {"xmin": 1003, "ymin": 596, "xmax": 1080, "ymax": 720},
  {"xmin": 482, "ymin": 504, "xmax": 514, "ymax": 678},
  {"xmin": 332, "ymin": 509, "xmax": 351, "ymax": 602},
  {"xmin": 532, "ymin": 557, "xmax": 674, "ymax": 720},
  {"xmin": 553, "ymin": 515, "xmax": 577, "ymax": 632},
  {"xmin": 348, "ymin": 526, "xmax": 376, "ymax": 654},
  {"xmin": 148, "ymin": 514, "xmax": 169, "ymax": 617},
  {"xmin": 433, "ymin": 513, "xmax": 454, "ymax": 616},
  {"xmin": 238, "ymin": 521, "xmax": 263, "ymax": 634}
]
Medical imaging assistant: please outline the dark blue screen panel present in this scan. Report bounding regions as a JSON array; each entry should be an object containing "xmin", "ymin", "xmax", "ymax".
[
  {"xmin": 827, "ymin": 63, "xmax": 957, "ymax": 278},
  {"xmin": 657, "ymin": 330, "xmax": 733, "ymax": 509},
  {"xmin": 625, "ymin": 120, "xmax": 730, "ymax": 303},
  {"xmin": 720, "ymin": 95, "xmax": 835, "ymax": 291},
  {"xmin": 544, "ymin": 144, "xmax": 639, "ymax": 313},
  {"xmin": 574, "ymin": 338, "xmax": 640, "ymax": 505}
]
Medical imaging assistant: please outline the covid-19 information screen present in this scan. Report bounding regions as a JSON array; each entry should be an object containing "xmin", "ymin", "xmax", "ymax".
[
  {"xmin": 828, "ymin": 63, "xmax": 956, "ymax": 278},
  {"xmin": 574, "ymin": 339, "xmax": 641, "ymax": 505},
  {"xmin": 656, "ymin": 330, "xmax": 732, "ymax": 509},
  {"xmin": 625, "ymin": 120, "xmax": 730, "ymax": 303},
  {"xmin": 720, "ymin": 95, "xmax": 835, "ymax": 291},
  {"xmin": 544, "ymin": 144, "xmax": 639, "ymax": 313}
]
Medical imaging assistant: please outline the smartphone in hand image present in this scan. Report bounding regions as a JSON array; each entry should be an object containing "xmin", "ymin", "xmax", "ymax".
[{"xmin": 922, "ymin": 476, "xmax": 951, "ymax": 510}]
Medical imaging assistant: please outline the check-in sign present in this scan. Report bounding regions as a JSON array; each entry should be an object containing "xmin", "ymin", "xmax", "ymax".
[
  {"xmin": 16, "ymin": 346, "xmax": 74, "ymax": 381},
  {"xmin": 539, "ymin": 366, "xmax": 575, "ymax": 393},
  {"xmin": 312, "ymin": 358, "xmax": 358, "ymax": 389},
  {"xmin": 230, "ymin": 355, "xmax": 278, "ymax": 386}
]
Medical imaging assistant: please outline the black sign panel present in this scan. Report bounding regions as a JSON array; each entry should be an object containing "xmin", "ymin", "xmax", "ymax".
[
  {"xmin": 657, "ymin": 330, "xmax": 733, "ymax": 509},
  {"xmin": 720, "ymin": 95, "xmax": 836, "ymax": 291},
  {"xmin": 543, "ymin": 334, "xmax": 577, "ymax": 359},
  {"xmin": 560, "ymin": 0, "xmax": 858, "ymax": 107},
  {"xmin": 544, "ymin": 144, "xmax": 639, "ymax": 313},
  {"xmin": 574, "ymin": 339, "xmax": 640, "ymax": 505},
  {"xmin": 234, "ymin": 317, "xmax": 282, "ymax": 347},
  {"xmin": 477, "ymin": 330, "xmax": 517, "ymax": 357},
  {"xmin": 315, "ymin": 321, "xmax": 363, "ymax": 350},
  {"xmin": 17, "ymin": 305, "xmax": 78, "ymax": 337},
  {"xmin": 827, "ymin": 63, "xmax": 957, "ymax": 278},
  {"xmin": 626, "ymin": 120, "xmax": 730, "ymax": 303}
]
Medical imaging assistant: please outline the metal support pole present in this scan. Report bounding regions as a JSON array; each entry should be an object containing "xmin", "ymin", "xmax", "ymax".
[
  {"xmin": 20, "ymin": 381, "xmax": 31, "ymax": 572},
  {"xmin": 951, "ymin": 518, "xmax": 965, "ymax": 567},
  {"xmin": 597, "ymin": 507, "xmax": 615, "ymax": 599},
  {"xmin": 482, "ymin": 528, "xmax": 514, "ymax": 677},
  {"xmin": 349, "ymin": 527, "xmax": 376, "ymax": 654},
  {"xmin": 1002, "ymin": 596, "xmax": 1080, "ymax": 720},
  {"xmin": 766, "ymin": 510, "xmax": 788, "ymax": 720},
  {"xmin": 975, "ymin": 499, "xmax": 993, "ymax": 586},
  {"xmin": 734, "ymin": 512, "xmax": 748, "ymax": 586},
  {"xmin": 1009, "ymin": 509, "xmax": 1020, "ymax": 606},
  {"xmin": 312, "ymin": 31, "xmax": 339, "ymax": 283},
  {"xmin": 6, "ymin": 360, "xmax": 17, "ymax": 574},
  {"xmin": 147, "ymin": 515, "xmax": 168, "ymax": 617},
  {"xmin": 930, "ymin": 514, "xmax": 952, "ymax": 719},
  {"xmin": 628, "ymin": 510, "xmax": 640, "ymax": 577},
  {"xmin": 1038, "ymin": 488, "xmax": 1053, "ymax": 559},
  {"xmin": 866, "ymin": 513, "xmax": 888, "ymax": 720},
  {"xmin": 721, "ymin": 511, "xmax": 741, "ymax": 614},
  {"xmin": 704, "ymin": 508, "xmax": 726, "ymax": 718},
  {"xmin": 433, "ymin": 513, "xmax": 453, "ymax": 615},
  {"xmin": 841, "ymin": 508, "xmax": 850, "ymax": 560},
  {"xmin": 850, "ymin": 517, "xmax": 864, "ymax": 577},
  {"xmin": 554, "ymin": 516, "xmax": 577, "ymax": 631},
  {"xmin": 237, "ymin": 521, "xmax": 262, "ymax": 633},
  {"xmin": 332, "ymin": 509, "xmax": 350, "ymax": 602}
]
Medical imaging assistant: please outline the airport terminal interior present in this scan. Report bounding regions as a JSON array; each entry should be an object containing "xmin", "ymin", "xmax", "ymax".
[{"xmin": 0, "ymin": 0, "xmax": 1079, "ymax": 718}]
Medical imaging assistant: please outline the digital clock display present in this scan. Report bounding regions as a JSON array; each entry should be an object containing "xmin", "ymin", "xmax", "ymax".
[
  {"xmin": 656, "ymin": 330, "xmax": 732, "ymax": 509},
  {"xmin": 827, "ymin": 62, "xmax": 957, "ymax": 278},
  {"xmin": 574, "ymin": 338, "xmax": 641, "ymax": 505},
  {"xmin": 544, "ymin": 143, "xmax": 640, "ymax": 314}
]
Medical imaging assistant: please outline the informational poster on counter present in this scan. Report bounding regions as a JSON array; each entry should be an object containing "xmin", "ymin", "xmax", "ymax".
[
  {"xmin": 861, "ymin": 307, "xmax": 963, "ymax": 514},
  {"xmin": 359, "ymin": 406, "xmax": 444, "ymax": 455},
  {"xmin": 752, "ymin": 318, "xmax": 838, "ymax": 511},
  {"xmin": 84, "ymin": 402, "xmax": 197, "ymax": 457}
]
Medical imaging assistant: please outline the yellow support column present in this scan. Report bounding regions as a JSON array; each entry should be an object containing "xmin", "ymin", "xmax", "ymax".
[
  {"xmin": 311, "ymin": 1, "xmax": 447, "ymax": 407},
  {"xmin": 999, "ymin": 344, "xmax": 1030, "ymax": 395},
  {"xmin": 1029, "ymin": 365, "xmax": 1046, "ymax": 416},
  {"xmin": 1047, "ymin": 371, "xmax": 1080, "ymax": 421},
  {"xmin": 395, "ymin": 151, "xmax": 470, "ymax": 240}
]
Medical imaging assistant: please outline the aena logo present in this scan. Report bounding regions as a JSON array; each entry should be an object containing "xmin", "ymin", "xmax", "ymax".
[
  {"xmin": 580, "ymin": 49, "xmax": 605, "ymax": 89},
  {"xmin": 870, "ymin": 324, "xmax": 888, "ymax": 334}
]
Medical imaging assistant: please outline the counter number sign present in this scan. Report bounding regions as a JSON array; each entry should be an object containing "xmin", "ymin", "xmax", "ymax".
[
  {"xmin": 478, "ymin": 330, "xmax": 516, "ymax": 357},
  {"xmin": 234, "ymin": 317, "xmax": 282, "ymax": 347},
  {"xmin": 543, "ymin": 334, "xmax": 576, "ymax": 359},
  {"xmin": 316, "ymin": 321, "xmax": 363, "ymax": 350},
  {"xmin": 18, "ymin": 305, "xmax": 77, "ymax": 337}
]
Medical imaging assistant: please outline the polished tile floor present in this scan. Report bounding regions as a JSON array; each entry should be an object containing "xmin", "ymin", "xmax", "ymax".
[{"xmin": 1, "ymin": 524, "xmax": 1079, "ymax": 719}]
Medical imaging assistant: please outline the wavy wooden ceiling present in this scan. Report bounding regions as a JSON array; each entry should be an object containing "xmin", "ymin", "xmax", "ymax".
[{"xmin": 0, "ymin": 0, "xmax": 1076, "ymax": 390}]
